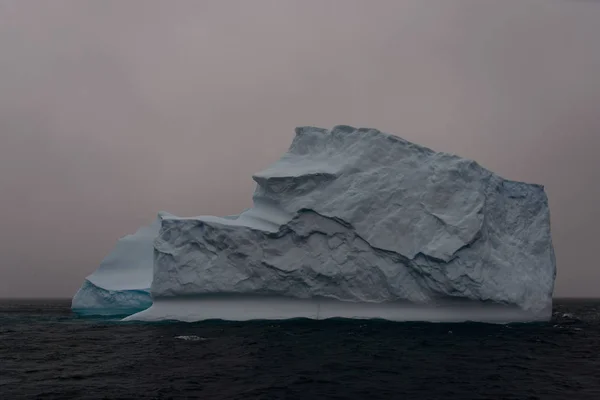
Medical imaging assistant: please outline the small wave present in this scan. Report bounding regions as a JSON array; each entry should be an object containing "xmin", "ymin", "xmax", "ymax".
[{"xmin": 174, "ymin": 335, "xmax": 207, "ymax": 341}]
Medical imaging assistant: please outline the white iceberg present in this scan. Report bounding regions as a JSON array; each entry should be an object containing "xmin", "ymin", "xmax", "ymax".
[{"xmin": 76, "ymin": 126, "xmax": 557, "ymax": 322}]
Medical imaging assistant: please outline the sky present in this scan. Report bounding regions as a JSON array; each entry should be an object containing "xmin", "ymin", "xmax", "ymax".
[{"xmin": 0, "ymin": 0, "xmax": 599, "ymax": 298}]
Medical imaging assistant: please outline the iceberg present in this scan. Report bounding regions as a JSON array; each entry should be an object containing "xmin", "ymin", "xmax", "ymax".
[
  {"xmin": 123, "ymin": 126, "xmax": 556, "ymax": 323},
  {"xmin": 74, "ymin": 126, "xmax": 556, "ymax": 322},
  {"xmin": 71, "ymin": 212, "xmax": 173, "ymax": 315}
]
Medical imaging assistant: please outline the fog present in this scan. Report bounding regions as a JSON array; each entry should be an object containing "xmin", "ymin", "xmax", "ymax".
[{"xmin": 1, "ymin": 0, "xmax": 599, "ymax": 297}]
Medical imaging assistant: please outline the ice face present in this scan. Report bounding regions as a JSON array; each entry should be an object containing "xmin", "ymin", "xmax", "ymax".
[
  {"xmin": 124, "ymin": 126, "xmax": 556, "ymax": 323},
  {"xmin": 71, "ymin": 212, "xmax": 174, "ymax": 315},
  {"xmin": 71, "ymin": 280, "xmax": 152, "ymax": 316}
]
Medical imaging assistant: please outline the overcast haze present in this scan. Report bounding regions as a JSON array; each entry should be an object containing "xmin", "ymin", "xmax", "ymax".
[{"xmin": 1, "ymin": 0, "xmax": 599, "ymax": 298}]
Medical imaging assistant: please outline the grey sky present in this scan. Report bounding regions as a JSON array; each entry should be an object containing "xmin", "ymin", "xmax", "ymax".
[{"xmin": 1, "ymin": 0, "xmax": 598, "ymax": 298}]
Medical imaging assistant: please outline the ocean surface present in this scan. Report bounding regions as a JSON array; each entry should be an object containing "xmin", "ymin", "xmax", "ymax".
[{"xmin": 1, "ymin": 299, "xmax": 599, "ymax": 400}]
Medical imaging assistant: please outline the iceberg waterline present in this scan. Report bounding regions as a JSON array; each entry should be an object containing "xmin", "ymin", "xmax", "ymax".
[{"xmin": 73, "ymin": 126, "xmax": 556, "ymax": 322}]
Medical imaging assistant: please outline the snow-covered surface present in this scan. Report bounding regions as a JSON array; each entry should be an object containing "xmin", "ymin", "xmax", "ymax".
[
  {"xmin": 71, "ymin": 212, "xmax": 173, "ymax": 315},
  {"xmin": 125, "ymin": 126, "xmax": 556, "ymax": 323}
]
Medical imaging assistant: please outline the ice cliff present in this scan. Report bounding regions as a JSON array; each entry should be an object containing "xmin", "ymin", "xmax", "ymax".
[
  {"xmin": 71, "ymin": 212, "xmax": 173, "ymax": 315},
  {"xmin": 75, "ymin": 126, "xmax": 557, "ymax": 322}
]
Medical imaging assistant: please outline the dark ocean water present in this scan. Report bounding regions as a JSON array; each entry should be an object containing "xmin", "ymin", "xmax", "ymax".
[{"xmin": 1, "ymin": 299, "xmax": 599, "ymax": 400}]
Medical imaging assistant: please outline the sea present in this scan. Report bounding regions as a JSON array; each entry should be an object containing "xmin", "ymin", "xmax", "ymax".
[{"xmin": 0, "ymin": 299, "xmax": 599, "ymax": 400}]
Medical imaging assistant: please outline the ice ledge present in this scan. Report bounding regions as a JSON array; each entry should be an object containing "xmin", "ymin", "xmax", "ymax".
[
  {"xmin": 124, "ymin": 295, "xmax": 550, "ymax": 323},
  {"xmin": 71, "ymin": 280, "xmax": 152, "ymax": 315}
]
